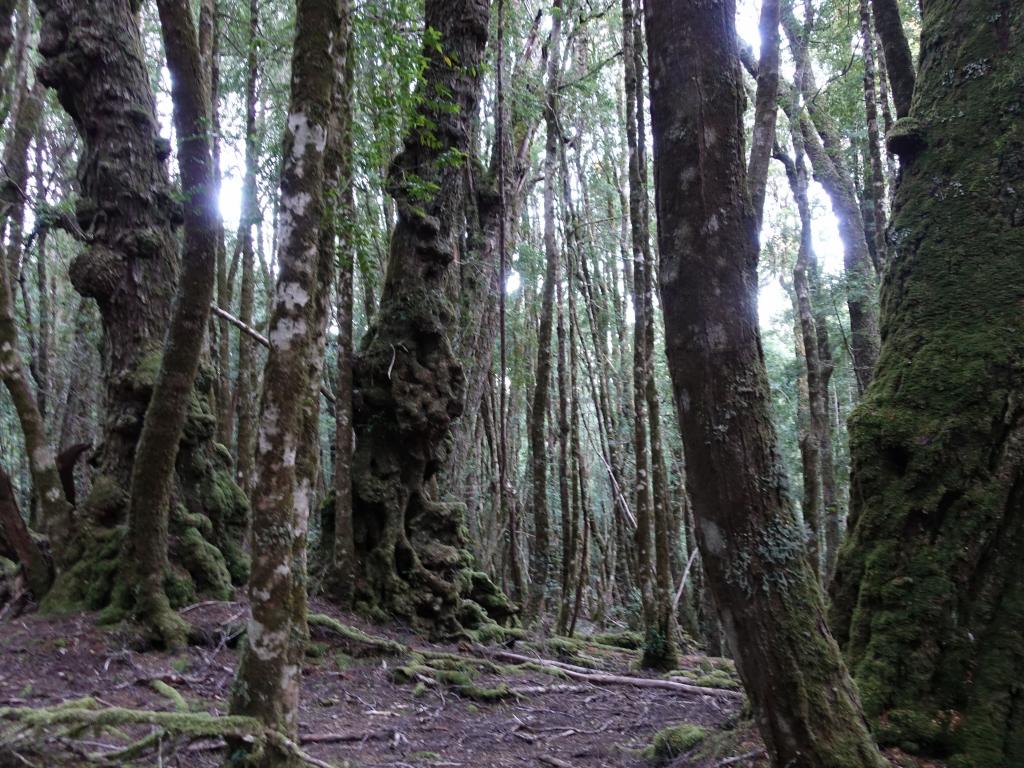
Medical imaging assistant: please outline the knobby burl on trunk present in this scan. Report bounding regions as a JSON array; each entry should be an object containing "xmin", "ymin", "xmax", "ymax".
[
  {"xmin": 351, "ymin": 0, "xmax": 514, "ymax": 636},
  {"xmin": 31, "ymin": 0, "xmax": 247, "ymax": 617}
]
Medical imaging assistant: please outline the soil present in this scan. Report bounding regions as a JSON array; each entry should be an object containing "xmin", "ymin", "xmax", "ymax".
[{"xmin": 0, "ymin": 600, "xmax": 763, "ymax": 767}]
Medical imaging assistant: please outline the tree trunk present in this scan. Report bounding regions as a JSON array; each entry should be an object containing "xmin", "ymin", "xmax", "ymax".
[
  {"xmin": 0, "ymin": 0, "xmax": 16, "ymax": 68},
  {"xmin": 125, "ymin": 0, "xmax": 220, "ymax": 647},
  {"xmin": 234, "ymin": 0, "xmax": 260, "ymax": 498},
  {"xmin": 32, "ymin": 0, "xmax": 247, "ymax": 623},
  {"xmin": 746, "ymin": 0, "xmax": 780, "ymax": 227},
  {"xmin": 859, "ymin": 0, "xmax": 888, "ymax": 272},
  {"xmin": 0, "ymin": 262, "xmax": 66, "ymax": 589},
  {"xmin": 643, "ymin": 3, "xmax": 886, "ymax": 766},
  {"xmin": 325, "ymin": 3, "xmax": 356, "ymax": 608},
  {"xmin": 621, "ymin": 0, "xmax": 655, "ymax": 640},
  {"xmin": 0, "ymin": 462, "xmax": 51, "ymax": 599},
  {"xmin": 526, "ymin": 1, "xmax": 561, "ymax": 621},
  {"xmin": 349, "ymin": 0, "xmax": 509, "ymax": 636},
  {"xmin": 34, "ymin": 0, "xmax": 180, "ymax": 501},
  {"xmin": 229, "ymin": 0, "xmax": 342, "ymax": 758},
  {"xmin": 831, "ymin": 5, "xmax": 1024, "ymax": 766},
  {"xmin": 782, "ymin": 11, "xmax": 881, "ymax": 393},
  {"xmin": 779, "ymin": 145, "xmax": 828, "ymax": 582},
  {"xmin": 869, "ymin": 0, "xmax": 914, "ymax": 118}
]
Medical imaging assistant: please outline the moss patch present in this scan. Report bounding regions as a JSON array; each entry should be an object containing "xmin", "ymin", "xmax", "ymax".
[{"xmin": 642, "ymin": 723, "xmax": 706, "ymax": 762}]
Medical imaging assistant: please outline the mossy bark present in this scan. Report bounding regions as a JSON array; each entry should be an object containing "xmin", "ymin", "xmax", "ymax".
[
  {"xmin": 31, "ymin": 0, "xmax": 247, "ymax": 630},
  {"xmin": 644, "ymin": 3, "xmax": 887, "ymax": 766},
  {"xmin": 831, "ymin": 5, "xmax": 1024, "ymax": 766},
  {"xmin": 350, "ymin": 0, "xmax": 504, "ymax": 637},
  {"xmin": 125, "ymin": 0, "xmax": 222, "ymax": 649},
  {"xmin": 229, "ymin": 0, "xmax": 343, "ymax": 760}
]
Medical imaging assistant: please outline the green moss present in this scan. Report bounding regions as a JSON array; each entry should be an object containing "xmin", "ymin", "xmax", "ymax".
[
  {"xmin": 591, "ymin": 630, "xmax": 644, "ymax": 650},
  {"xmin": 641, "ymin": 628, "xmax": 679, "ymax": 672},
  {"xmin": 150, "ymin": 680, "xmax": 188, "ymax": 712},
  {"xmin": 128, "ymin": 349, "xmax": 164, "ymax": 392},
  {"xmin": 308, "ymin": 613, "xmax": 408, "ymax": 655},
  {"xmin": 334, "ymin": 651, "xmax": 354, "ymax": 671},
  {"xmin": 642, "ymin": 723, "xmax": 707, "ymax": 762},
  {"xmin": 305, "ymin": 641, "xmax": 329, "ymax": 659},
  {"xmin": 458, "ymin": 683, "xmax": 514, "ymax": 702},
  {"xmin": 693, "ymin": 670, "xmax": 741, "ymax": 690}
]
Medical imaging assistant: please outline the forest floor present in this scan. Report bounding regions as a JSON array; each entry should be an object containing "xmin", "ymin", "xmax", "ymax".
[{"xmin": 0, "ymin": 599, "xmax": 771, "ymax": 768}]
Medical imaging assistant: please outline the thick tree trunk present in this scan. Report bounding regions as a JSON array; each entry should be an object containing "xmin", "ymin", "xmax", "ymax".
[
  {"xmin": 34, "ymin": 0, "xmax": 180, "ymax": 499},
  {"xmin": 230, "ymin": 0, "xmax": 342, "ymax": 757},
  {"xmin": 644, "ymin": 3, "xmax": 886, "ymax": 766},
  {"xmin": 349, "ymin": 0, "xmax": 510, "ymax": 636},
  {"xmin": 32, "ymin": 0, "xmax": 247, "ymax": 621},
  {"xmin": 831, "ymin": 5, "xmax": 1024, "ymax": 766}
]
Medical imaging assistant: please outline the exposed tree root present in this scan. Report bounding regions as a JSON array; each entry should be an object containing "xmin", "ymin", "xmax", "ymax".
[
  {"xmin": 308, "ymin": 612, "xmax": 408, "ymax": 655},
  {"xmin": 0, "ymin": 699, "xmax": 339, "ymax": 767}
]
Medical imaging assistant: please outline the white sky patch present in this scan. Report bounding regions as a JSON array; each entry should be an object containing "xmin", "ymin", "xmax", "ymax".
[{"xmin": 504, "ymin": 269, "xmax": 521, "ymax": 294}]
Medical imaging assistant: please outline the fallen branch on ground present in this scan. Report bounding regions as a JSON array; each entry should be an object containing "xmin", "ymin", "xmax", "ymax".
[
  {"xmin": 712, "ymin": 749, "xmax": 767, "ymax": 766},
  {"xmin": 477, "ymin": 649, "xmax": 743, "ymax": 699}
]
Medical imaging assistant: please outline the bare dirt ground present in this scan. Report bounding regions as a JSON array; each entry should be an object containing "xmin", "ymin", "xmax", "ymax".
[{"xmin": 0, "ymin": 600, "xmax": 768, "ymax": 768}]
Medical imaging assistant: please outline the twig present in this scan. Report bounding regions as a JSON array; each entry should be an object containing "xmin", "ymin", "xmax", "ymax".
[
  {"xmin": 714, "ymin": 749, "xmax": 767, "ymax": 766},
  {"xmin": 672, "ymin": 547, "xmax": 700, "ymax": 611},
  {"xmin": 211, "ymin": 305, "xmax": 335, "ymax": 403}
]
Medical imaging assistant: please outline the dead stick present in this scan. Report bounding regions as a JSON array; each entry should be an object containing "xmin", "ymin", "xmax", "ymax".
[
  {"xmin": 714, "ymin": 749, "xmax": 767, "ymax": 766},
  {"xmin": 478, "ymin": 649, "xmax": 743, "ymax": 698},
  {"xmin": 211, "ymin": 305, "xmax": 335, "ymax": 403}
]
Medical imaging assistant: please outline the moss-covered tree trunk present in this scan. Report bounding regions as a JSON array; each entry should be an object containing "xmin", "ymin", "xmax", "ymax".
[
  {"xmin": 229, "ymin": 0, "xmax": 342, "ymax": 758},
  {"xmin": 32, "ymin": 0, "xmax": 247, "ymax": 621},
  {"xmin": 350, "ymin": 0, "xmax": 505, "ymax": 636},
  {"xmin": 0, "ymin": 241, "xmax": 69, "ymax": 587},
  {"xmin": 644, "ymin": 3, "xmax": 887, "ymax": 766},
  {"xmin": 124, "ymin": 0, "xmax": 221, "ymax": 648},
  {"xmin": 831, "ymin": 5, "xmax": 1024, "ymax": 766}
]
